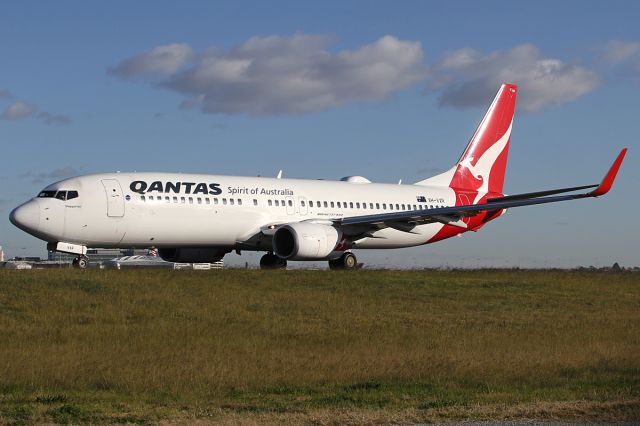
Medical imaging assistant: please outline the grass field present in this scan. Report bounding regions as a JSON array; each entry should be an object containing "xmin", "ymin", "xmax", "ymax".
[{"xmin": 0, "ymin": 269, "xmax": 638, "ymax": 424}]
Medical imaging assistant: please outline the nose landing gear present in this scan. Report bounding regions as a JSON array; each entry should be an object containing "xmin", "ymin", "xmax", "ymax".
[{"xmin": 72, "ymin": 256, "xmax": 89, "ymax": 269}]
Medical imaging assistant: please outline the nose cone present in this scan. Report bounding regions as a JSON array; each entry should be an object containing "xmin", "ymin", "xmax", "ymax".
[{"xmin": 10, "ymin": 201, "xmax": 40, "ymax": 233}]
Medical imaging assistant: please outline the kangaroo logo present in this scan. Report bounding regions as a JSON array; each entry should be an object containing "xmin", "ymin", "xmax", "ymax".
[{"xmin": 456, "ymin": 120, "xmax": 512, "ymax": 203}]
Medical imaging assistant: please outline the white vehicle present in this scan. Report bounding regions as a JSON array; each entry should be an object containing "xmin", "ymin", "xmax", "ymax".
[
  {"xmin": 102, "ymin": 255, "xmax": 174, "ymax": 269},
  {"xmin": 10, "ymin": 84, "xmax": 626, "ymax": 269}
]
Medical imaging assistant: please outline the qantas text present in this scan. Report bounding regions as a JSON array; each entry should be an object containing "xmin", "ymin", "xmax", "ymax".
[{"xmin": 129, "ymin": 181, "xmax": 222, "ymax": 195}]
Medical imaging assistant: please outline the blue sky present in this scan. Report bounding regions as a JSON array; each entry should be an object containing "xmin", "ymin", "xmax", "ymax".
[{"xmin": 1, "ymin": 1, "xmax": 638, "ymax": 267}]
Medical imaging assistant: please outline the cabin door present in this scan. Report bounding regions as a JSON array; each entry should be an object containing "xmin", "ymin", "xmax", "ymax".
[{"xmin": 102, "ymin": 179, "xmax": 125, "ymax": 217}]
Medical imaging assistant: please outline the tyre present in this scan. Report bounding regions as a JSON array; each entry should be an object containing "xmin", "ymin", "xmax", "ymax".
[{"xmin": 328, "ymin": 252, "xmax": 357, "ymax": 270}]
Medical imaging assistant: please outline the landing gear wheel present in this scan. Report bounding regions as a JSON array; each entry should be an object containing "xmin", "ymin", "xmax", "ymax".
[
  {"xmin": 328, "ymin": 252, "xmax": 357, "ymax": 270},
  {"xmin": 73, "ymin": 256, "xmax": 89, "ymax": 269},
  {"xmin": 260, "ymin": 253, "xmax": 287, "ymax": 270}
]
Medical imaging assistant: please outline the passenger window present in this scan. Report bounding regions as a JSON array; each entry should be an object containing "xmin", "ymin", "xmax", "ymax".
[
  {"xmin": 323, "ymin": 201, "xmax": 328, "ymax": 208},
  {"xmin": 281, "ymin": 200, "xmax": 285, "ymax": 206},
  {"xmin": 197, "ymin": 198, "xmax": 202, "ymax": 204},
  {"xmin": 275, "ymin": 200, "xmax": 279, "ymax": 206},
  {"xmin": 288, "ymin": 200, "xmax": 293, "ymax": 207},
  {"xmin": 165, "ymin": 196, "xmax": 170, "ymax": 203},
  {"xmin": 141, "ymin": 195, "xmax": 146, "ymax": 202},
  {"xmin": 369, "ymin": 203, "xmax": 373, "ymax": 209},
  {"xmin": 223, "ymin": 198, "xmax": 227, "ymax": 205},
  {"xmin": 356, "ymin": 202, "xmax": 360, "ymax": 208},
  {"xmin": 395, "ymin": 204, "xmax": 400, "ymax": 210},
  {"xmin": 230, "ymin": 199, "xmax": 235, "ymax": 205},
  {"xmin": 336, "ymin": 202, "xmax": 341, "ymax": 208},
  {"xmin": 301, "ymin": 200, "xmax": 305, "ymax": 207},
  {"xmin": 173, "ymin": 196, "xmax": 178, "ymax": 203},
  {"xmin": 390, "ymin": 204, "xmax": 394, "ymax": 210},
  {"xmin": 253, "ymin": 199, "xmax": 258, "ymax": 206},
  {"xmin": 309, "ymin": 201, "xmax": 313, "ymax": 207},
  {"xmin": 383, "ymin": 203, "xmax": 387, "ymax": 209},
  {"xmin": 66, "ymin": 190, "xmax": 79, "ymax": 200},
  {"xmin": 189, "ymin": 197, "xmax": 193, "ymax": 204},
  {"xmin": 330, "ymin": 201, "xmax": 334, "ymax": 208},
  {"xmin": 362, "ymin": 203, "xmax": 366, "ymax": 209},
  {"xmin": 349, "ymin": 202, "xmax": 354, "ymax": 208},
  {"xmin": 214, "ymin": 198, "xmax": 219, "ymax": 205},
  {"xmin": 205, "ymin": 198, "xmax": 210, "ymax": 205},
  {"xmin": 376, "ymin": 203, "xmax": 380, "ymax": 209}
]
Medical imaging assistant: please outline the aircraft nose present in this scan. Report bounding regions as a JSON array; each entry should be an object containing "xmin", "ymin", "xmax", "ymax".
[{"xmin": 9, "ymin": 201, "xmax": 40, "ymax": 233}]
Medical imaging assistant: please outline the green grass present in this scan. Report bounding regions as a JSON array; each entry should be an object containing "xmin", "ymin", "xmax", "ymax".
[{"xmin": 0, "ymin": 269, "xmax": 638, "ymax": 424}]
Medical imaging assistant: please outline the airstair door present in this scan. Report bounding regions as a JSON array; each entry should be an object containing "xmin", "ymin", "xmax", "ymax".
[{"xmin": 102, "ymin": 179, "xmax": 125, "ymax": 217}]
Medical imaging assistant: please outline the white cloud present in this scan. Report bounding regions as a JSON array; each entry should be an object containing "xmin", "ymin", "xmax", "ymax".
[
  {"xmin": 112, "ymin": 34, "xmax": 428, "ymax": 115},
  {"xmin": 599, "ymin": 40, "xmax": 640, "ymax": 80},
  {"xmin": 1, "ymin": 99, "xmax": 70, "ymax": 125},
  {"xmin": 109, "ymin": 43, "xmax": 195, "ymax": 78},
  {"xmin": 601, "ymin": 40, "xmax": 640, "ymax": 64},
  {"xmin": 430, "ymin": 44, "xmax": 601, "ymax": 112},
  {"xmin": 2, "ymin": 101, "xmax": 36, "ymax": 120},
  {"xmin": 111, "ymin": 37, "xmax": 607, "ymax": 115},
  {"xmin": 38, "ymin": 111, "xmax": 71, "ymax": 125}
]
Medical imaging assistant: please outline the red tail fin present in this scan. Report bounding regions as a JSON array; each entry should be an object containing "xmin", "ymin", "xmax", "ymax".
[
  {"xmin": 417, "ymin": 84, "xmax": 517, "ymax": 196},
  {"xmin": 451, "ymin": 84, "xmax": 517, "ymax": 194}
]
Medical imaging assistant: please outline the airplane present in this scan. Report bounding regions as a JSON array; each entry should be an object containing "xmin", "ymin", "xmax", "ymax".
[{"xmin": 10, "ymin": 84, "xmax": 627, "ymax": 269}]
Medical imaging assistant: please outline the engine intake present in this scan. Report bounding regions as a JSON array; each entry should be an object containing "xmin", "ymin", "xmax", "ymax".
[
  {"xmin": 158, "ymin": 247, "xmax": 229, "ymax": 263},
  {"xmin": 273, "ymin": 223, "xmax": 341, "ymax": 260}
]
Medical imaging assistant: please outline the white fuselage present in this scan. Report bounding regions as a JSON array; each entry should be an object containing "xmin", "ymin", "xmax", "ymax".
[{"xmin": 15, "ymin": 172, "xmax": 458, "ymax": 253}]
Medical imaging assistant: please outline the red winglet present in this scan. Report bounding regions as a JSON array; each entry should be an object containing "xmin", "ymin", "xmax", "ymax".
[{"xmin": 590, "ymin": 148, "xmax": 627, "ymax": 197}]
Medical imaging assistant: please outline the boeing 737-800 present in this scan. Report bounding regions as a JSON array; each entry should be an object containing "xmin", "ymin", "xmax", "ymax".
[{"xmin": 10, "ymin": 84, "xmax": 627, "ymax": 269}]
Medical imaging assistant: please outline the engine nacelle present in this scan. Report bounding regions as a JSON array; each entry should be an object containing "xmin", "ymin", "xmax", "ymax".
[
  {"xmin": 273, "ymin": 223, "xmax": 341, "ymax": 260},
  {"xmin": 158, "ymin": 247, "xmax": 229, "ymax": 263}
]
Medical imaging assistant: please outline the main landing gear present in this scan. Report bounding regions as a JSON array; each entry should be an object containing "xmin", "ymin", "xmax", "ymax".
[
  {"xmin": 328, "ymin": 252, "xmax": 357, "ymax": 270},
  {"xmin": 260, "ymin": 252, "xmax": 287, "ymax": 270},
  {"xmin": 72, "ymin": 255, "xmax": 89, "ymax": 269}
]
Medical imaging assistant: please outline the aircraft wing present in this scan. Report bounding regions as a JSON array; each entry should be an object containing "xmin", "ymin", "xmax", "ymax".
[{"xmin": 339, "ymin": 148, "xmax": 627, "ymax": 230}]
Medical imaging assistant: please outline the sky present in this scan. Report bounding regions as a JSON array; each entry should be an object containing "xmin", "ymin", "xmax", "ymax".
[{"xmin": 1, "ymin": 1, "xmax": 638, "ymax": 268}]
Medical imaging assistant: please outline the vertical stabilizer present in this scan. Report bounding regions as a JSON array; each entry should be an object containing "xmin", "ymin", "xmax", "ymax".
[{"xmin": 416, "ymin": 84, "xmax": 517, "ymax": 197}]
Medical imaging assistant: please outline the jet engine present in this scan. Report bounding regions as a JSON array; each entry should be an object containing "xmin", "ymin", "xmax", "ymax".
[
  {"xmin": 273, "ymin": 222, "xmax": 341, "ymax": 260},
  {"xmin": 158, "ymin": 247, "xmax": 229, "ymax": 263}
]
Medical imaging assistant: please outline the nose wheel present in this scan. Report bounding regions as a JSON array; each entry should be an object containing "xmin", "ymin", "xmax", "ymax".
[
  {"xmin": 260, "ymin": 252, "xmax": 287, "ymax": 269},
  {"xmin": 72, "ymin": 256, "xmax": 89, "ymax": 269},
  {"xmin": 328, "ymin": 252, "xmax": 357, "ymax": 270}
]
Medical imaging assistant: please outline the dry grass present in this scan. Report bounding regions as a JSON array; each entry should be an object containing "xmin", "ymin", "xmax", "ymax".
[{"xmin": 0, "ymin": 269, "xmax": 638, "ymax": 424}]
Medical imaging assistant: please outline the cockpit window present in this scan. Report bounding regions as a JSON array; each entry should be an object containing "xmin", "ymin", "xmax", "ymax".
[{"xmin": 37, "ymin": 190, "xmax": 79, "ymax": 201}]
